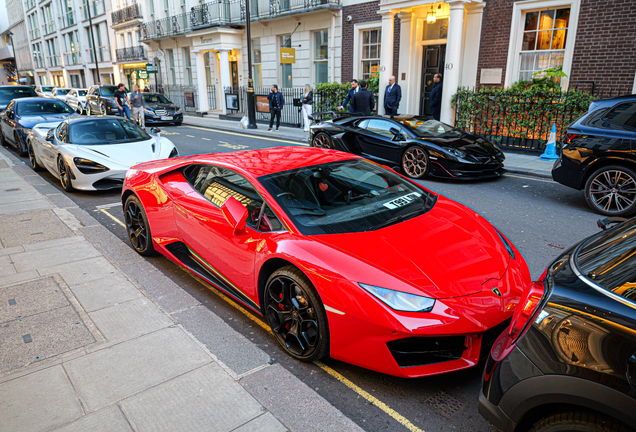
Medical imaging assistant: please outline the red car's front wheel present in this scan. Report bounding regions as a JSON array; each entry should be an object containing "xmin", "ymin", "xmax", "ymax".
[{"xmin": 265, "ymin": 266, "xmax": 329, "ymax": 361}]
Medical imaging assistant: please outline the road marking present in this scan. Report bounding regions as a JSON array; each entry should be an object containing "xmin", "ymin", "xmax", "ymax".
[
  {"xmin": 505, "ymin": 174, "xmax": 554, "ymax": 184},
  {"xmin": 95, "ymin": 202, "xmax": 122, "ymax": 209},
  {"xmin": 187, "ymin": 135, "xmax": 195, "ymax": 138},
  {"xmin": 97, "ymin": 208, "xmax": 126, "ymax": 228},
  {"xmin": 186, "ymin": 126, "xmax": 309, "ymax": 146},
  {"xmin": 314, "ymin": 361, "xmax": 425, "ymax": 432},
  {"xmin": 202, "ymin": 137, "xmax": 211, "ymax": 141}
]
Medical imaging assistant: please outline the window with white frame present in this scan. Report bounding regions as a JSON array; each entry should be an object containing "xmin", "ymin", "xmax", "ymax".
[
  {"xmin": 168, "ymin": 49, "xmax": 176, "ymax": 84},
  {"xmin": 279, "ymin": 35, "xmax": 292, "ymax": 88},
  {"xmin": 204, "ymin": 51, "xmax": 213, "ymax": 87},
  {"xmin": 313, "ymin": 30, "xmax": 328, "ymax": 84},
  {"xmin": 183, "ymin": 47, "xmax": 192, "ymax": 86},
  {"xmin": 361, "ymin": 28, "xmax": 381, "ymax": 80},
  {"xmin": 518, "ymin": 7, "xmax": 570, "ymax": 81},
  {"xmin": 252, "ymin": 38, "xmax": 262, "ymax": 88}
]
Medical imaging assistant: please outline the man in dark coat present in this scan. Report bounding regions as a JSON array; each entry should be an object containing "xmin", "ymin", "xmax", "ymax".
[
  {"xmin": 383, "ymin": 76, "xmax": 402, "ymax": 116},
  {"xmin": 267, "ymin": 84, "xmax": 285, "ymax": 131},
  {"xmin": 338, "ymin": 79, "xmax": 359, "ymax": 113},
  {"xmin": 351, "ymin": 80, "xmax": 375, "ymax": 116},
  {"xmin": 429, "ymin": 73, "xmax": 443, "ymax": 121}
]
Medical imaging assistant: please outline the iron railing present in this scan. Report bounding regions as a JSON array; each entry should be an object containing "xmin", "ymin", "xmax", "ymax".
[
  {"xmin": 207, "ymin": 85, "xmax": 218, "ymax": 111},
  {"xmin": 221, "ymin": 86, "xmax": 306, "ymax": 127},
  {"xmin": 160, "ymin": 85, "xmax": 199, "ymax": 113},
  {"xmin": 141, "ymin": 0, "xmax": 340, "ymax": 40},
  {"xmin": 116, "ymin": 46, "xmax": 146, "ymax": 62},
  {"xmin": 83, "ymin": 0, "xmax": 106, "ymax": 20},
  {"xmin": 112, "ymin": 3, "xmax": 142, "ymax": 25},
  {"xmin": 63, "ymin": 51, "xmax": 82, "ymax": 65}
]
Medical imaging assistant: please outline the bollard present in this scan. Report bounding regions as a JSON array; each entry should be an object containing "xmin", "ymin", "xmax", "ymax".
[{"xmin": 540, "ymin": 123, "xmax": 559, "ymax": 161}]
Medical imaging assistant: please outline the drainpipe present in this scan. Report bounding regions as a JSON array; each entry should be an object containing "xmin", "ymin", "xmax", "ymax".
[{"xmin": 330, "ymin": 12, "xmax": 337, "ymax": 82}]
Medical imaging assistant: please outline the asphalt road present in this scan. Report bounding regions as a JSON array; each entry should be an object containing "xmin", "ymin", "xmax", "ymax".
[{"xmin": 10, "ymin": 123, "xmax": 603, "ymax": 432}]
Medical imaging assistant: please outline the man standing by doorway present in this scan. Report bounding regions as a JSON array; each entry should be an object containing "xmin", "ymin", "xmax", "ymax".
[
  {"xmin": 337, "ymin": 79, "xmax": 359, "ymax": 112},
  {"xmin": 384, "ymin": 76, "xmax": 402, "ymax": 116},
  {"xmin": 429, "ymin": 73, "xmax": 443, "ymax": 121},
  {"xmin": 130, "ymin": 84, "xmax": 145, "ymax": 130},
  {"xmin": 351, "ymin": 80, "xmax": 375, "ymax": 116},
  {"xmin": 114, "ymin": 84, "xmax": 130, "ymax": 120}
]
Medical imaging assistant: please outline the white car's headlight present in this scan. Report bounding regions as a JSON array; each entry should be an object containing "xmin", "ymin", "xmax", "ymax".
[
  {"xmin": 175, "ymin": 109, "xmax": 182, "ymax": 115},
  {"xmin": 359, "ymin": 283, "xmax": 435, "ymax": 312},
  {"xmin": 144, "ymin": 108, "xmax": 155, "ymax": 116}
]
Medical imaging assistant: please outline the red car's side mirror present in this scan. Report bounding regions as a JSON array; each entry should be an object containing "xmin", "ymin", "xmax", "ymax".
[{"xmin": 221, "ymin": 196, "xmax": 248, "ymax": 231}]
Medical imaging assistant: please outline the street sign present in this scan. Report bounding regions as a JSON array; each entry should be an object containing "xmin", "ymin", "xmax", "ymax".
[
  {"xmin": 138, "ymin": 70, "xmax": 149, "ymax": 79},
  {"xmin": 146, "ymin": 63, "xmax": 157, "ymax": 73}
]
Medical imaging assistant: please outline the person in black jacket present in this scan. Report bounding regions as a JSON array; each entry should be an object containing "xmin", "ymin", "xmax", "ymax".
[
  {"xmin": 351, "ymin": 80, "xmax": 375, "ymax": 116},
  {"xmin": 383, "ymin": 76, "xmax": 402, "ymax": 116},
  {"xmin": 429, "ymin": 73, "xmax": 443, "ymax": 121},
  {"xmin": 337, "ymin": 79, "xmax": 359, "ymax": 112},
  {"xmin": 267, "ymin": 85, "xmax": 285, "ymax": 131}
]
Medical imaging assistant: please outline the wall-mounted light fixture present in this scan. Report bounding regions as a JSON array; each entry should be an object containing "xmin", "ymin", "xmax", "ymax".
[{"xmin": 427, "ymin": 5, "xmax": 437, "ymax": 24}]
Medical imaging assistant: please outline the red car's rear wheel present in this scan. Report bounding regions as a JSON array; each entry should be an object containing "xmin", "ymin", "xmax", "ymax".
[
  {"xmin": 265, "ymin": 266, "xmax": 329, "ymax": 361},
  {"xmin": 125, "ymin": 196, "xmax": 156, "ymax": 256}
]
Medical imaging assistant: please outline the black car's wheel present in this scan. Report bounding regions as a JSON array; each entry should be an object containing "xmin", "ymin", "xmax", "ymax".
[
  {"xmin": 533, "ymin": 412, "xmax": 631, "ymax": 432},
  {"xmin": 312, "ymin": 132, "xmax": 333, "ymax": 149},
  {"xmin": 28, "ymin": 143, "xmax": 42, "ymax": 171},
  {"xmin": 76, "ymin": 105, "xmax": 83, "ymax": 115},
  {"xmin": 57, "ymin": 156, "xmax": 74, "ymax": 192},
  {"xmin": 86, "ymin": 104, "xmax": 92, "ymax": 116},
  {"xmin": 402, "ymin": 146, "xmax": 430, "ymax": 179},
  {"xmin": 15, "ymin": 132, "xmax": 26, "ymax": 156},
  {"xmin": 264, "ymin": 266, "xmax": 329, "ymax": 362},
  {"xmin": 584, "ymin": 165, "xmax": 636, "ymax": 217},
  {"xmin": 0, "ymin": 129, "xmax": 6, "ymax": 147},
  {"xmin": 124, "ymin": 195, "xmax": 156, "ymax": 256},
  {"xmin": 174, "ymin": 121, "xmax": 182, "ymax": 126}
]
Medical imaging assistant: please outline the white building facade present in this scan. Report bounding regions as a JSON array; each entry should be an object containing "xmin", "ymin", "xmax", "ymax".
[{"xmin": 7, "ymin": 0, "xmax": 34, "ymax": 83}]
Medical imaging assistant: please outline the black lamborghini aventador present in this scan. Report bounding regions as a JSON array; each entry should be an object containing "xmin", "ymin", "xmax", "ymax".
[{"xmin": 309, "ymin": 113, "xmax": 505, "ymax": 180}]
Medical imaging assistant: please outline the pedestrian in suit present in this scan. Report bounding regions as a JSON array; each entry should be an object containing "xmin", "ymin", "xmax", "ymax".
[
  {"xmin": 267, "ymin": 84, "xmax": 285, "ymax": 131},
  {"xmin": 302, "ymin": 84, "xmax": 313, "ymax": 132},
  {"xmin": 429, "ymin": 73, "xmax": 443, "ymax": 121},
  {"xmin": 351, "ymin": 80, "xmax": 375, "ymax": 116},
  {"xmin": 337, "ymin": 79, "xmax": 359, "ymax": 112},
  {"xmin": 384, "ymin": 76, "xmax": 402, "ymax": 116}
]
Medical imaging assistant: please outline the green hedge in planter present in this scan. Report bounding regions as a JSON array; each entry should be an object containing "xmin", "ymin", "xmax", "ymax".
[{"xmin": 313, "ymin": 78, "xmax": 379, "ymax": 113}]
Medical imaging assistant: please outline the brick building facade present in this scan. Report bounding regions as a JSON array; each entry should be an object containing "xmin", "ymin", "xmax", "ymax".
[{"xmin": 341, "ymin": 1, "xmax": 381, "ymax": 83}]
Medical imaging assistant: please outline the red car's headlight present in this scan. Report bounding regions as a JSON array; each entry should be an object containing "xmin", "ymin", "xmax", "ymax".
[{"xmin": 359, "ymin": 283, "xmax": 435, "ymax": 312}]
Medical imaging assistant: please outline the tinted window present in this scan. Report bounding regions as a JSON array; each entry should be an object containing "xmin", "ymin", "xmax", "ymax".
[
  {"xmin": 0, "ymin": 87, "xmax": 37, "ymax": 103},
  {"xmin": 364, "ymin": 119, "xmax": 397, "ymax": 139},
  {"xmin": 143, "ymin": 94, "xmax": 171, "ymax": 104},
  {"xmin": 576, "ymin": 218, "xmax": 636, "ymax": 303},
  {"xmin": 604, "ymin": 102, "xmax": 636, "ymax": 130},
  {"xmin": 68, "ymin": 118, "xmax": 150, "ymax": 144},
  {"xmin": 184, "ymin": 165, "xmax": 283, "ymax": 231},
  {"xmin": 258, "ymin": 159, "xmax": 436, "ymax": 235},
  {"xmin": 100, "ymin": 86, "xmax": 118, "ymax": 96},
  {"xmin": 16, "ymin": 100, "xmax": 74, "ymax": 115},
  {"xmin": 55, "ymin": 89, "xmax": 71, "ymax": 95},
  {"xmin": 77, "ymin": 90, "xmax": 87, "ymax": 96},
  {"xmin": 397, "ymin": 118, "xmax": 464, "ymax": 139},
  {"xmin": 41, "ymin": 86, "xmax": 54, "ymax": 92}
]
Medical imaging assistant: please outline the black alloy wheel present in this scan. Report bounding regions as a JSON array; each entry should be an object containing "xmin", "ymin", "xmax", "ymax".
[
  {"xmin": 402, "ymin": 146, "xmax": 430, "ymax": 179},
  {"xmin": 15, "ymin": 132, "xmax": 27, "ymax": 156},
  {"xmin": 28, "ymin": 143, "xmax": 42, "ymax": 171},
  {"xmin": 124, "ymin": 195, "xmax": 156, "ymax": 256},
  {"xmin": 585, "ymin": 165, "xmax": 636, "ymax": 217},
  {"xmin": 533, "ymin": 412, "xmax": 630, "ymax": 432},
  {"xmin": 312, "ymin": 132, "xmax": 333, "ymax": 149},
  {"xmin": 57, "ymin": 156, "xmax": 74, "ymax": 192},
  {"xmin": 264, "ymin": 266, "xmax": 329, "ymax": 361},
  {"xmin": 76, "ymin": 105, "xmax": 83, "ymax": 115}
]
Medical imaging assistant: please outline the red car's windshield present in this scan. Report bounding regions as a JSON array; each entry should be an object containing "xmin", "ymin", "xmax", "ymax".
[{"xmin": 259, "ymin": 159, "xmax": 436, "ymax": 235}]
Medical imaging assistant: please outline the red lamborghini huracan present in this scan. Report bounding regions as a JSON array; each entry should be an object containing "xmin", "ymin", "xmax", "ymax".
[{"xmin": 121, "ymin": 146, "xmax": 531, "ymax": 378}]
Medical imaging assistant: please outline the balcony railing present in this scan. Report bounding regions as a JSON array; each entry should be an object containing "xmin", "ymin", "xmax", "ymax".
[
  {"xmin": 83, "ymin": 0, "xmax": 105, "ymax": 20},
  {"xmin": 29, "ymin": 28, "xmax": 40, "ymax": 40},
  {"xmin": 63, "ymin": 51, "xmax": 82, "ymax": 65},
  {"xmin": 112, "ymin": 3, "xmax": 142, "ymax": 26},
  {"xmin": 47, "ymin": 54, "xmax": 61, "ymax": 67},
  {"xmin": 59, "ymin": 10, "xmax": 75, "ymax": 28},
  {"xmin": 141, "ymin": 0, "xmax": 340, "ymax": 40},
  {"xmin": 116, "ymin": 46, "xmax": 146, "ymax": 62},
  {"xmin": 86, "ymin": 46, "xmax": 112, "ymax": 63},
  {"xmin": 43, "ymin": 20, "xmax": 55, "ymax": 35}
]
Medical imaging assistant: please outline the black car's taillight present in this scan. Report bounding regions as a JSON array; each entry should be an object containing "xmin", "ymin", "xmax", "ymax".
[
  {"xmin": 563, "ymin": 132, "xmax": 579, "ymax": 145},
  {"xmin": 73, "ymin": 158, "xmax": 109, "ymax": 174}
]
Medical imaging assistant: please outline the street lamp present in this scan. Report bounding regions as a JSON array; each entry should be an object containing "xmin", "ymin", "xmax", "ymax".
[
  {"xmin": 244, "ymin": 0, "xmax": 257, "ymax": 129},
  {"xmin": 85, "ymin": 0, "xmax": 101, "ymax": 84},
  {"xmin": 7, "ymin": 31, "xmax": 19, "ymax": 83}
]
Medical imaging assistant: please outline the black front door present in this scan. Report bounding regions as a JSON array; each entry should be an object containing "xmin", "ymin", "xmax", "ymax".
[{"xmin": 420, "ymin": 45, "xmax": 446, "ymax": 116}]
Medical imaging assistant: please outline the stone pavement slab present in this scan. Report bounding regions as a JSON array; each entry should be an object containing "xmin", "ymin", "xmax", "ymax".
[
  {"xmin": 38, "ymin": 256, "xmax": 119, "ymax": 285},
  {"xmin": 10, "ymin": 239, "xmax": 101, "ymax": 273},
  {"xmin": 0, "ymin": 276, "xmax": 68, "ymax": 323},
  {"xmin": 0, "ymin": 209, "xmax": 74, "ymax": 248},
  {"xmin": 121, "ymin": 363, "xmax": 277, "ymax": 432},
  {"xmin": 0, "ymin": 365, "xmax": 83, "ymax": 432},
  {"xmin": 234, "ymin": 412, "xmax": 288, "ymax": 432},
  {"xmin": 50, "ymin": 405, "xmax": 134, "ymax": 432},
  {"xmin": 70, "ymin": 274, "xmax": 144, "ymax": 313},
  {"xmin": 63, "ymin": 326, "xmax": 211, "ymax": 411}
]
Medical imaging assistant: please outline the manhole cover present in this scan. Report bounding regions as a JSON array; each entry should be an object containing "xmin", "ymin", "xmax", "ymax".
[{"xmin": 424, "ymin": 391, "xmax": 464, "ymax": 418}]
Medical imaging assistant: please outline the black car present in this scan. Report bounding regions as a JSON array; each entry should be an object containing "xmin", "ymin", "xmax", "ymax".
[
  {"xmin": 309, "ymin": 113, "xmax": 505, "ymax": 179},
  {"xmin": 86, "ymin": 85, "xmax": 128, "ymax": 116},
  {"xmin": 0, "ymin": 97, "xmax": 78, "ymax": 156},
  {"xmin": 142, "ymin": 93, "xmax": 183, "ymax": 125},
  {"xmin": 552, "ymin": 95, "xmax": 636, "ymax": 217},
  {"xmin": 479, "ymin": 217, "xmax": 636, "ymax": 432},
  {"xmin": 0, "ymin": 85, "xmax": 38, "ymax": 111}
]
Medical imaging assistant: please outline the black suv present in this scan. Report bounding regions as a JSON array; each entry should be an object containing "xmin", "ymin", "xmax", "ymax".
[
  {"xmin": 86, "ymin": 85, "xmax": 128, "ymax": 116},
  {"xmin": 552, "ymin": 95, "xmax": 636, "ymax": 217},
  {"xmin": 0, "ymin": 85, "xmax": 37, "ymax": 111},
  {"xmin": 479, "ymin": 217, "xmax": 636, "ymax": 432}
]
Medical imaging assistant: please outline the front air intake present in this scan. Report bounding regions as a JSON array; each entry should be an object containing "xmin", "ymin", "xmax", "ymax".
[{"xmin": 387, "ymin": 336, "xmax": 466, "ymax": 367}]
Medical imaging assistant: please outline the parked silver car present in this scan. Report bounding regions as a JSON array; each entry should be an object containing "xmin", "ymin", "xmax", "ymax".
[{"xmin": 65, "ymin": 89, "xmax": 88, "ymax": 114}]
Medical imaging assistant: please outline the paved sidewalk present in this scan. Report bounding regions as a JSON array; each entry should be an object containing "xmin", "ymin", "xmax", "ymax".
[
  {"xmin": 0, "ymin": 146, "xmax": 364, "ymax": 432},
  {"xmin": 182, "ymin": 115, "xmax": 555, "ymax": 179}
]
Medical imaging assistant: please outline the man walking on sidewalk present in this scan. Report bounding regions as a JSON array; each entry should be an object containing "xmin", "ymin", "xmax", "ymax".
[
  {"xmin": 351, "ymin": 80, "xmax": 375, "ymax": 116},
  {"xmin": 130, "ymin": 84, "xmax": 145, "ymax": 129},
  {"xmin": 384, "ymin": 76, "xmax": 402, "ymax": 116},
  {"xmin": 268, "ymin": 85, "xmax": 284, "ymax": 132},
  {"xmin": 114, "ymin": 84, "xmax": 130, "ymax": 120}
]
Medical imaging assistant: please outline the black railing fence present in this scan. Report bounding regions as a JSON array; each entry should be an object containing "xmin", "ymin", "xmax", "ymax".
[
  {"xmin": 222, "ymin": 87, "xmax": 307, "ymax": 127},
  {"xmin": 112, "ymin": 3, "xmax": 142, "ymax": 25},
  {"xmin": 116, "ymin": 46, "xmax": 146, "ymax": 62},
  {"xmin": 453, "ymin": 87, "xmax": 618, "ymax": 153},
  {"xmin": 149, "ymin": 84, "xmax": 218, "ymax": 113}
]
